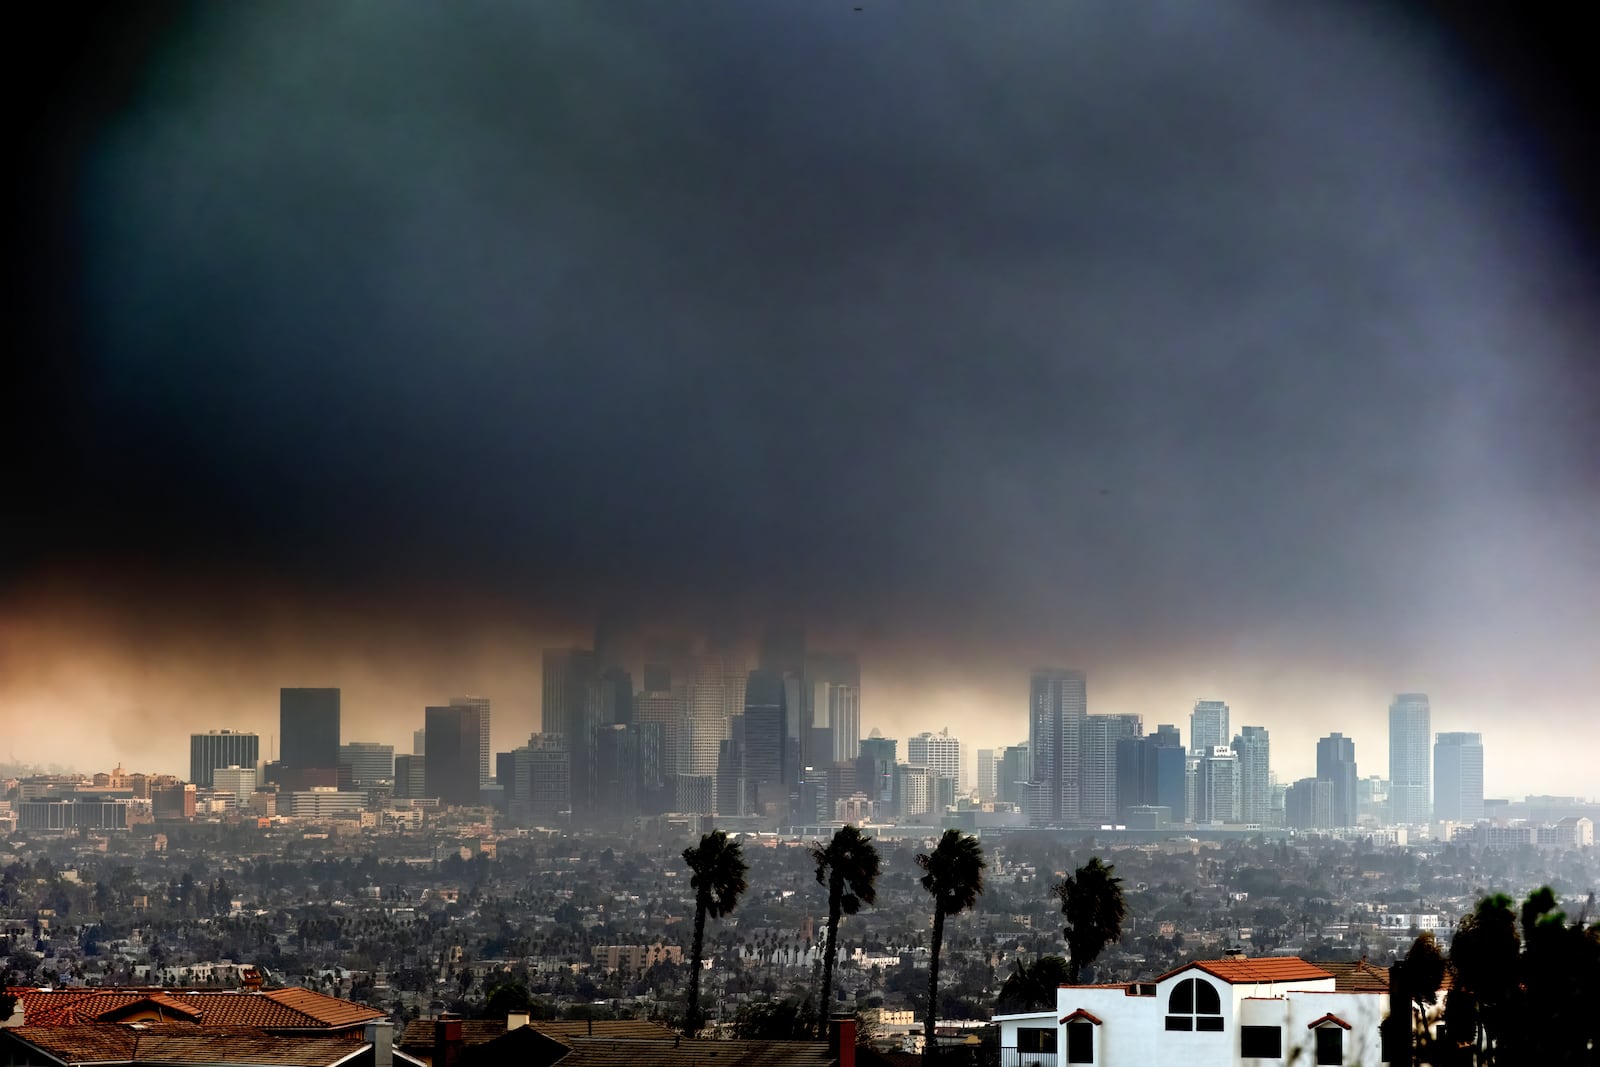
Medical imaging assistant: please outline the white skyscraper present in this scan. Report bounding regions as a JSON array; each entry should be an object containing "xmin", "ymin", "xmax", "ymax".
[
  {"xmin": 1190, "ymin": 700, "xmax": 1230, "ymax": 753},
  {"xmin": 1389, "ymin": 693, "xmax": 1432, "ymax": 826},
  {"xmin": 908, "ymin": 729, "xmax": 963, "ymax": 792},
  {"xmin": 827, "ymin": 683, "xmax": 861, "ymax": 763},
  {"xmin": 1197, "ymin": 745, "xmax": 1241, "ymax": 824},
  {"xmin": 1232, "ymin": 726, "xmax": 1271, "ymax": 825},
  {"xmin": 1434, "ymin": 731, "xmax": 1483, "ymax": 823}
]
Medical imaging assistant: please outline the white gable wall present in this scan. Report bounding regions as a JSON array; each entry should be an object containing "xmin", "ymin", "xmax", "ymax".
[{"xmin": 997, "ymin": 970, "xmax": 1393, "ymax": 1067}]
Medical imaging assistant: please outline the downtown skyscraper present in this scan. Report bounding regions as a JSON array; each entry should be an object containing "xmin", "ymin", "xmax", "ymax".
[
  {"xmin": 1389, "ymin": 693, "xmax": 1432, "ymax": 826},
  {"xmin": 1434, "ymin": 731, "xmax": 1484, "ymax": 823},
  {"xmin": 1029, "ymin": 669, "xmax": 1086, "ymax": 824},
  {"xmin": 279, "ymin": 687, "xmax": 340, "ymax": 786},
  {"xmin": 424, "ymin": 702, "xmax": 481, "ymax": 807},
  {"xmin": 1316, "ymin": 732, "xmax": 1359, "ymax": 827},
  {"xmin": 449, "ymin": 695, "xmax": 492, "ymax": 786},
  {"xmin": 1231, "ymin": 725, "xmax": 1271, "ymax": 825},
  {"xmin": 1190, "ymin": 699, "xmax": 1230, "ymax": 752}
]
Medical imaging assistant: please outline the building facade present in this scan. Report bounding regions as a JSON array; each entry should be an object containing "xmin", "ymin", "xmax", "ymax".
[
  {"xmin": 1388, "ymin": 693, "xmax": 1432, "ymax": 826},
  {"xmin": 996, "ymin": 957, "xmax": 1391, "ymax": 1067},
  {"xmin": 1316, "ymin": 732, "xmax": 1359, "ymax": 828},
  {"xmin": 1231, "ymin": 726, "xmax": 1270, "ymax": 825},
  {"xmin": 424, "ymin": 704, "xmax": 481, "ymax": 807},
  {"xmin": 279, "ymin": 688, "xmax": 340, "ymax": 777},
  {"xmin": 1433, "ymin": 731, "xmax": 1484, "ymax": 823},
  {"xmin": 1030, "ymin": 669, "xmax": 1086, "ymax": 825},
  {"xmin": 189, "ymin": 731, "xmax": 260, "ymax": 788}
]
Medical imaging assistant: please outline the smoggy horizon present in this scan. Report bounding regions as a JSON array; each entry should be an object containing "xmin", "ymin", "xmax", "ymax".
[{"xmin": 6, "ymin": 5, "xmax": 1598, "ymax": 797}]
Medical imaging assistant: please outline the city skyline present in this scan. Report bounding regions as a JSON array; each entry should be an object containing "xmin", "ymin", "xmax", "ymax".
[
  {"xmin": 3, "ymin": 648, "xmax": 1582, "ymax": 802},
  {"xmin": 7, "ymin": 4, "xmax": 1598, "ymax": 796}
]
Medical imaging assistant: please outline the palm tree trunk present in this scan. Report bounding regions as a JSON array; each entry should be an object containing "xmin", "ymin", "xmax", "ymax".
[
  {"xmin": 819, "ymin": 876, "xmax": 842, "ymax": 1038},
  {"xmin": 686, "ymin": 893, "xmax": 708, "ymax": 1035},
  {"xmin": 924, "ymin": 908, "xmax": 944, "ymax": 1065}
]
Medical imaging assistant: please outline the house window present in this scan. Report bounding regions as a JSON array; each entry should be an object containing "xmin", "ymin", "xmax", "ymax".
[
  {"xmin": 1315, "ymin": 1026, "xmax": 1343, "ymax": 1065},
  {"xmin": 1017, "ymin": 1027, "xmax": 1056, "ymax": 1054},
  {"xmin": 1165, "ymin": 977, "xmax": 1224, "ymax": 1031},
  {"xmin": 1240, "ymin": 1025, "xmax": 1282, "ymax": 1058},
  {"xmin": 1067, "ymin": 1020, "xmax": 1093, "ymax": 1063}
]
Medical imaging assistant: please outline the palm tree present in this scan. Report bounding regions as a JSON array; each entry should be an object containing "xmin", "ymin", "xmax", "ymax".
[
  {"xmin": 682, "ymin": 829, "xmax": 749, "ymax": 1036},
  {"xmin": 811, "ymin": 825, "xmax": 881, "ymax": 1036},
  {"xmin": 916, "ymin": 829, "xmax": 985, "ymax": 1063},
  {"xmin": 1055, "ymin": 857, "xmax": 1126, "ymax": 983}
]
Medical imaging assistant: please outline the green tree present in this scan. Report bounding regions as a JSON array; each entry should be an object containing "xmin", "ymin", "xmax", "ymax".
[
  {"xmin": 1055, "ymin": 857, "xmax": 1126, "ymax": 983},
  {"xmin": 1387, "ymin": 930, "xmax": 1446, "ymax": 1067},
  {"xmin": 994, "ymin": 955, "xmax": 1071, "ymax": 1015},
  {"xmin": 916, "ymin": 829, "xmax": 985, "ymax": 1064},
  {"xmin": 1445, "ymin": 894, "xmax": 1519, "ymax": 1064},
  {"xmin": 682, "ymin": 829, "xmax": 749, "ymax": 1036},
  {"xmin": 811, "ymin": 825, "xmax": 881, "ymax": 1035}
]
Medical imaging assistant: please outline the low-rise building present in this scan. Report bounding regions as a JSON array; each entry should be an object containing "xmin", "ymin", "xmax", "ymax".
[{"xmin": 995, "ymin": 955, "xmax": 1392, "ymax": 1067}]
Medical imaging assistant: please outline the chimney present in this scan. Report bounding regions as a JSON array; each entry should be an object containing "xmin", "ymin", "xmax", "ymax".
[
  {"xmin": 507, "ymin": 1011, "xmax": 530, "ymax": 1031},
  {"xmin": 828, "ymin": 1013, "xmax": 856, "ymax": 1067},
  {"xmin": 364, "ymin": 1020, "xmax": 394, "ymax": 1067},
  {"xmin": 434, "ymin": 1013, "xmax": 465, "ymax": 1067}
]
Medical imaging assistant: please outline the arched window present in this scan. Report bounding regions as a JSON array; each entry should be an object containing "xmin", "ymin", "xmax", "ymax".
[{"xmin": 1165, "ymin": 977, "xmax": 1224, "ymax": 1031}]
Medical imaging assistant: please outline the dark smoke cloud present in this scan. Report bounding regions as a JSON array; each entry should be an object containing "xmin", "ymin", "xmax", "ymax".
[{"xmin": 5, "ymin": 2, "xmax": 1597, "ymax": 790}]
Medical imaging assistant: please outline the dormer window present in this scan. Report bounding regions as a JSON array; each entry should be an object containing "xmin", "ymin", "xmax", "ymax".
[{"xmin": 1165, "ymin": 977, "xmax": 1223, "ymax": 1031}]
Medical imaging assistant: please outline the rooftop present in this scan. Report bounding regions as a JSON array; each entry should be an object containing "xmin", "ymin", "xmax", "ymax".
[{"xmin": 1159, "ymin": 956, "xmax": 1336, "ymax": 985}]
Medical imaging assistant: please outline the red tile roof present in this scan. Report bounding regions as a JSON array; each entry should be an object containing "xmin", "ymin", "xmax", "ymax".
[
  {"xmin": 1307, "ymin": 1013, "xmax": 1353, "ymax": 1030},
  {"xmin": 2, "ymin": 1023, "xmax": 366, "ymax": 1065},
  {"xmin": 1059, "ymin": 1009, "xmax": 1102, "ymax": 1025},
  {"xmin": 1160, "ymin": 957, "xmax": 1335, "ymax": 985},
  {"xmin": 9, "ymin": 987, "xmax": 384, "ymax": 1030},
  {"xmin": 1318, "ymin": 959, "xmax": 1391, "ymax": 993}
]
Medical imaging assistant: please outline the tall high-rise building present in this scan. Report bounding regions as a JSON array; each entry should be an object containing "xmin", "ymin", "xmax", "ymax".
[
  {"xmin": 1285, "ymin": 777, "xmax": 1334, "ymax": 829},
  {"xmin": 908, "ymin": 730, "xmax": 962, "ymax": 793},
  {"xmin": 1231, "ymin": 726, "xmax": 1271, "ymax": 825},
  {"xmin": 825, "ymin": 684, "xmax": 861, "ymax": 764},
  {"xmin": 857, "ymin": 735, "xmax": 896, "ymax": 807},
  {"xmin": 634, "ymin": 687, "xmax": 686, "ymax": 775},
  {"xmin": 1081, "ymin": 714, "xmax": 1142, "ymax": 823},
  {"xmin": 189, "ymin": 731, "xmax": 260, "ymax": 788},
  {"xmin": 1434, "ymin": 732, "xmax": 1484, "ymax": 822},
  {"xmin": 394, "ymin": 754, "xmax": 426, "ymax": 799},
  {"xmin": 1389, "ymin": 693, "xmax": 1432, "ymax": 826},
  {"xmin": 1315, "ymin": 732, "xmax": 1359, "ymax": 827},
  {"xmin": 507, "ymin": 733, "xmax": 569, "ymax": 822},
  {"xmin": 1189, "ymin": 700, "xmax": 1230, "ymax": 753},
  {"xmin": 1116, "ymin": 725, "xmax": 1186, "ymax": 824},
  {"xmin": 280, "ymin": 688, "xmax": 340, "ymax": 775},
  {"xmin": 997, "ymin": 743, "xmax": 1030, "ymax": 806},
  {"xmin": 1196, "ymin": 745, "xmax": 1240, "ymax": 824},
  {"xmin": 742, "ymin": 669, "xmax": 787, "ymax": 791},
  {"xmin": 412, "ymin": 728, "xmax": 426, "ymax": 755},
  {"xmin": 683, "ymin": 655, "xmax": 735, "ymax": 780},
  {"xmin": 449, "ymin": 696, "xmax": 492, "ymax": 786},
  {"xmin": 715, "ymin": 738, "xmax": 749, "ymax": 817},
  {"xmin": 541, "ymin": 650, "xmax": 597, "ymax": 738},
  {"xmin": 976, "ymin": 749, "xmax": 997, "ymax": 801},
  {"xmin": 338, "ymin": 741, "xmax": 395, "ymax": 786},
  {"xmin": 1030, "ymin": 669, "xmax": 1087, "ymax": 824},
  {"xmin": 424, "ymin": 704, "xmax": 481, "ymax": 807}
]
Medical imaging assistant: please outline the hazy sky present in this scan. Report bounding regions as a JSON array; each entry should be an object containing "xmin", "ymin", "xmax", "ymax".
[{"xmin": 6, "ymin": 2, "xmax": 1598, "ymax": 795}]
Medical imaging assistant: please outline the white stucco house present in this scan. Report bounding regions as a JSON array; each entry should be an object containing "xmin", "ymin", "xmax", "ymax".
[{"xmin": 996, "ymin": 954, "xmax": 1394, "ymax": 1067}]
